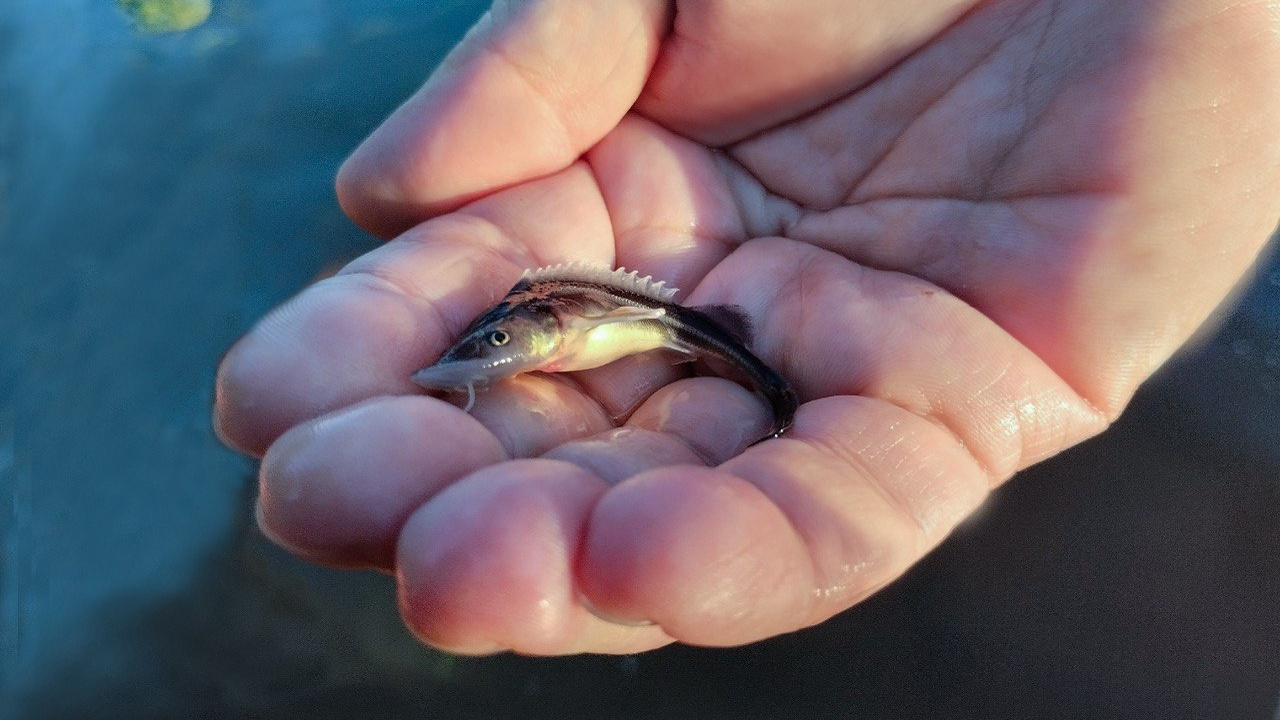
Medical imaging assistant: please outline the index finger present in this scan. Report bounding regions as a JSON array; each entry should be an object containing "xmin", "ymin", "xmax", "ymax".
[
  {"xmin": 214, "ymin": 162, "xmax": 615, "ymax": 457},
  {"xmin": 336, "ymin": 0, "xmax": 671, "ymax": 237}
]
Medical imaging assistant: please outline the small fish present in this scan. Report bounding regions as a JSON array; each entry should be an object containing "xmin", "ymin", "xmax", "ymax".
[{"xmin": 411, "ymin": 264, "xmax": 799, "ymax": 438}]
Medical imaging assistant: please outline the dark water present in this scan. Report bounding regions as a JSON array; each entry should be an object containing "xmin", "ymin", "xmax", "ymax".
[{"xmin": 1, "ymin": 2, "xmax": 1277, "ymax": 718}]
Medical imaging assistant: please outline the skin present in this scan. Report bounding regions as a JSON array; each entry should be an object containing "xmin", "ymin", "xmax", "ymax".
[{"xmin": 214, "ymin": 0, "xmax": 1280, "ymax": 655}]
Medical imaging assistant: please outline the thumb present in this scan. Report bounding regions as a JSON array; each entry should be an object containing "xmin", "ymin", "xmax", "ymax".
[{"xmin": 337, "ymin": 0, "xmax": 671, "ymax": 238}]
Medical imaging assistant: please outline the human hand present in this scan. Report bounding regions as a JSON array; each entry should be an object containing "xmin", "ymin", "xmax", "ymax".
[{"xmin": 215, "ymin": 0, "xmax": 1280, "ymax": 655}]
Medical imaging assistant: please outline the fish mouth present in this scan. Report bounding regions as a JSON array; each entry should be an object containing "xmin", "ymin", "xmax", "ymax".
[
  {"xmin": 410, "ymin": 356, "xmax": 542, "ymax": 391},
  {"xmin": 410, "ymin": 359, "xmax": 496, "ymax": 391},
  {"xmin": 412, "ymin": 357, "xmax": 544, "ymax": 413}
]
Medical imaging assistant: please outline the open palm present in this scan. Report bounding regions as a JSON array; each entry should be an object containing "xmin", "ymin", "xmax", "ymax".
[{"xmin": 215, "ymin": 0, "xmax": 1280, "ymax": 655}]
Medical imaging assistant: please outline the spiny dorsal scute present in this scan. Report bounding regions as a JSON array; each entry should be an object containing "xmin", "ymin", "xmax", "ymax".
[{"xmin": 519, "ymin": 262, "xmax": 680, "ymax": 302}]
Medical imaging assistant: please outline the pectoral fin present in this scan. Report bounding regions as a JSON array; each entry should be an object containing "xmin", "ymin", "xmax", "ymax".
[
  {"xmin": 661, "ymin": 337, "xmax": 700, "ymax": 361},
  {"xmin": 576, "ymin": 305, "xmax": 666, "ymax": 328}
]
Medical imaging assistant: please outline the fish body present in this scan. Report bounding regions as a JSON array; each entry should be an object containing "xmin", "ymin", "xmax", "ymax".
[{"xmin": 411, "ymin": 264, "xmax": 798, "ymax": 437}]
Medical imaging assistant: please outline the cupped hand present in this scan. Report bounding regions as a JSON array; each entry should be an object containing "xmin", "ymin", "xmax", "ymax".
[{"xmin": 214, "ymin": 0, "xmax": 1280, "ymax": 655}]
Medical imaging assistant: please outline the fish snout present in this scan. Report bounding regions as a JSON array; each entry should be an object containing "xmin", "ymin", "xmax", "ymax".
[{"xmin": 410, "ymin": 360, "xmax": 491, "ymax": 391}]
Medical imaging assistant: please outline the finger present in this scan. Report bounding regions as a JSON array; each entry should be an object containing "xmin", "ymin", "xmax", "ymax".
[
  {"xmin": 624, "ymin": 377, "xmax": 775, "ymax": 461},
  {"xmin": 337, "ymin": 0, "xmax": 672, "ymax": 237},
  {"xmin": 563, "ymin": 352, "xmax": 688, "ymax": 422},
  {"xmin": 466, "ymin": 373, "xmax": 615, "ymax": 458},
  {"xmin": 256, "ymin": 395, "xmax": 506, "ymax": 570},
  {"xmin": 396, "ymin": 460, "xmax": 674, "ymax": 655},
  {"xmin": 577, "ymin": 396, "xmax": 989, "ymax": 645},
  {"xmin": 215, "ymin": 163, "xmax": 613, "ymax": 457},
  {"xmin": 542, "ymin": 376, "xmax": 774, "ymax": 483},
  {"xmin": 587, "ymin": 114, "xmax": 749, "ymax": 289},
  {"xmin": 561, "ymin": 114, "xmax": 757, "ymax": 417},
  {"xmin": 542, "ymin": 429, "xmax": 705, "ymax": 486},
  {"xmin": 639, "ymin": 0, "xmax": 973, "ymax": 144}
]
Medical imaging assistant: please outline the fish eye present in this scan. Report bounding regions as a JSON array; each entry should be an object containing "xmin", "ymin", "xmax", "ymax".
[{"xmin": 487, "ymin": 329, "xmax": 510, "ymax": 347}]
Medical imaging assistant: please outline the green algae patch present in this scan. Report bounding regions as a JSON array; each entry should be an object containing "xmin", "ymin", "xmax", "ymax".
[{"xmin": 116, "ymin": 0, "xmax": 212, "ymax": 33}]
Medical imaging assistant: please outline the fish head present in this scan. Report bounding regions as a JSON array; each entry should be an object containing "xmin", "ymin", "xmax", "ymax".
[{"xmin": 410, "ymin": 302, "xmax": 562, "ymax": 391}]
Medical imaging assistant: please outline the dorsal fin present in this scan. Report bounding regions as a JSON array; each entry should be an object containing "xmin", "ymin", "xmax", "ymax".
[
  {"xmin": 517, "ymin": 263, "xmax": 680, "ymax": 302},
  {"xmin": 691, "ymin": 303, "xmax": 754, "ymax": 345}
]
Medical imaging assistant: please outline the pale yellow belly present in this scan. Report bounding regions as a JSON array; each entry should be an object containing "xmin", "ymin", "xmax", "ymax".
[{"xmin": 547, "ymin": 321, "xmax": 672, "ymax": 372}]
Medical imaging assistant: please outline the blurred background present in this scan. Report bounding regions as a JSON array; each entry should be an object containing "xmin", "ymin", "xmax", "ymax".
[{"xmin": 1, "ymin": 1, "xmax": 1276, "ymax": 718}]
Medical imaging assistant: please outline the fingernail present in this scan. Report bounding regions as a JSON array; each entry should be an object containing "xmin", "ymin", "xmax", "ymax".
[
  {"xmin": 577, "ymin": 592, "xmax": 655, "ymax": 628},
  {"xmin": 253, "ymin": 500, "xmax": 286, "ymax": 546}
]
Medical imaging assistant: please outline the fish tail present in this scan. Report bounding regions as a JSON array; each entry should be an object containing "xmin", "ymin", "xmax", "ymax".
[
  {"xmin": 669, "ymin": 306, "xmax": 799, "ymax": 438},
  {"xmin": 750, "ymin": 362, "xmax": 799, "ymax": 438}
]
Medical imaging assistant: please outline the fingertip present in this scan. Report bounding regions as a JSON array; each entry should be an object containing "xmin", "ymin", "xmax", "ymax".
[
  {"xmin": 395, "ymin": 460, "xmax": 608, "ymax": 655},
  {"xmin": 256, "ymin": 396, "xmax": 506, "ymax": 570},
  {"xmin": 213, "ymin": 330, "xmax": 292, "ymax": 458},
  {"xmin": 336, "ymin": 124, "xmax": 468, "ymax": 239},
  {"xmin": 335, "ymin": 148, "xmax": 405, "ymax": 239},
  {"xmin": 213, "ymin": 277, "xmax": 439, "ymax": 458},
  {"xmin": 578, "ymin": 467, "xmax": 815, "ymax": 646},
  {"xmin": 626, "ymin": 377, "xmax": 774, "ymax": 462}
]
